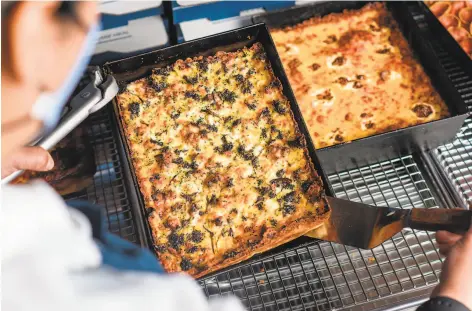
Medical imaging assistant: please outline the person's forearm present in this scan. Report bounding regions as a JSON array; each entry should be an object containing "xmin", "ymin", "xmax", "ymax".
[{"xmin": 418, "ymin": 297, "xmax": 470, "ymax": 311}]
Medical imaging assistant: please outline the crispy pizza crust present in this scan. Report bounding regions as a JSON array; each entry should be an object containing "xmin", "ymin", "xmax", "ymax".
[
  {"xmin": 116, "ymin": 43, "xmax": 329, "ymax": 278},
  {"xmin": 157, "ymin": 200, "xmax": 329, "ymax": 278}
]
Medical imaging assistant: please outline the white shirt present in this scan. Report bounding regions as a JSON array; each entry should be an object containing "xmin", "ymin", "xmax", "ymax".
[{"xmin": 2, "ymin": 182, "xmax": 245, "ymax": 311}]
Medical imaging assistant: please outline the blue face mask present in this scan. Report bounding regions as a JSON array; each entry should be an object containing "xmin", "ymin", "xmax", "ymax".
[{"xmin": 30, "ymin": 22, "xmax": 101, "ymax": 136}]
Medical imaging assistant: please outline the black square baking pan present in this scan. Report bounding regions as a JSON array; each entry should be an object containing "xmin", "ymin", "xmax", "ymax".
[
  {"xmin": 253, "ymin": 1, "xmax": 469, "ymax": 174},
  {"xmin": 102, "ymin": 24, "xmax": 335, "ymax": 279},
  {"xmin": 418, "ymin": 1, "xmax": 472, "ymax": 78}
]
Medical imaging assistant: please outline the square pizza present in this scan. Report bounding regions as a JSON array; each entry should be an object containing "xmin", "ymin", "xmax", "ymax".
[
  {"xmin": 116, "ymin": 43, "xmax": 330, "ymax": 277},
  {"xmin": 271, "ymin": 2, "xmax": 449, "ymax": 148}
]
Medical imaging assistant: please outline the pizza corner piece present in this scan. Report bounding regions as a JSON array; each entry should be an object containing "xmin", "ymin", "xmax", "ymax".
[{"xmin": 115, "ymin": 42, "xmax": 330, "ymax": 278}]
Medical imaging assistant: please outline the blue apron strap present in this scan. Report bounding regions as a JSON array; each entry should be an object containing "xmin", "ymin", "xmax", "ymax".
[{"xmin": 67, "ymin": 200, "xmax": 164, "ymax": 274}]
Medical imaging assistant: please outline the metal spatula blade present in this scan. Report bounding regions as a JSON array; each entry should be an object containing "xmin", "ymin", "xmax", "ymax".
[{"xmin": 306, "ymin": 197, "xmax": 472, "ymax": 249}]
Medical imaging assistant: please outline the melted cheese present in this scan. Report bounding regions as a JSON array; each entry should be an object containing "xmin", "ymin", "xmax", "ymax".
[
  {"xmin": 116, "ymin": 43, "xmax": 327, "ymax": 277},
  {"xmin": 271, "ymin": 2, "xmax": 449, "ymax": 148}
]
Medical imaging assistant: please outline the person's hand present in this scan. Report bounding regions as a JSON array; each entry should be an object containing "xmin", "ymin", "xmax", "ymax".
[
  {"xmin": 432, "ymin": 227, "xmax": 472, "ymax": 310},
  {"xmin": 1, "ymin": 146, "xmax": 54, "ymax": 178}
]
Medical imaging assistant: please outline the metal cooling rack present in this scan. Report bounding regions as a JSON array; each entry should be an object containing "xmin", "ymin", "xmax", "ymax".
[
  {"xmin": 59, "ymin": 3, "xmax": 472, "ymax": 311},
  {"xmin": 433, "ymin": 119, "xmax": 472, "ymax": 208},
  {"xmin": 65, "ymin": 108, "xmax": 140, "ymax": 244},
  {"xmin": 199, "ymin": 156, "xmax": 442, "ymax": 311},
  {"xmin": 67, "ymin": 104, "xmax": 445, "ymax": 310}
]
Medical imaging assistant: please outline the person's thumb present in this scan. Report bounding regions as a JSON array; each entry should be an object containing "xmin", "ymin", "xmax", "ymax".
[{"xmin": 2, "ymin": 146, "xmax": 54, "ymax": 178}]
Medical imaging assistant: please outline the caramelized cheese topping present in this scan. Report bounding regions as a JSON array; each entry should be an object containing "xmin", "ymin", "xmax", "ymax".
[
  {"xmin": 116, "ymin": 43, "xmax": 329, "ymax": 278},
  {"xmin": 271, "ymin": 2, "xmax": 449, "ymax": 148}
]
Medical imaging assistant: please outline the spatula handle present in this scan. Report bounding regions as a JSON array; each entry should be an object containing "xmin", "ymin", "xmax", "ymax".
[{"xmin": 408, "ymin": 208, "xmax": 472, "ymax": 233}]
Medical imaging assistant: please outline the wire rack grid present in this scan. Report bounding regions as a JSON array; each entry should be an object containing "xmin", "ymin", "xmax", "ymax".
[
  {"xmin": 434, "ymin": 119, "xmax": 472, "ymax": 207},
  {"xmin": 198, "ymin": 156, "xmax": 443, "ymax": 311},
  {"xmin": 65, "ymin": 109, "xmax": 140, "ymax": 244}
]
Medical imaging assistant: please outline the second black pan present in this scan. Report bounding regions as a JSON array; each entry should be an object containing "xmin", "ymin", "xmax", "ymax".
[{"xmin": 254, "ymin": 1, "xmax": 469, "ymax": 174}]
